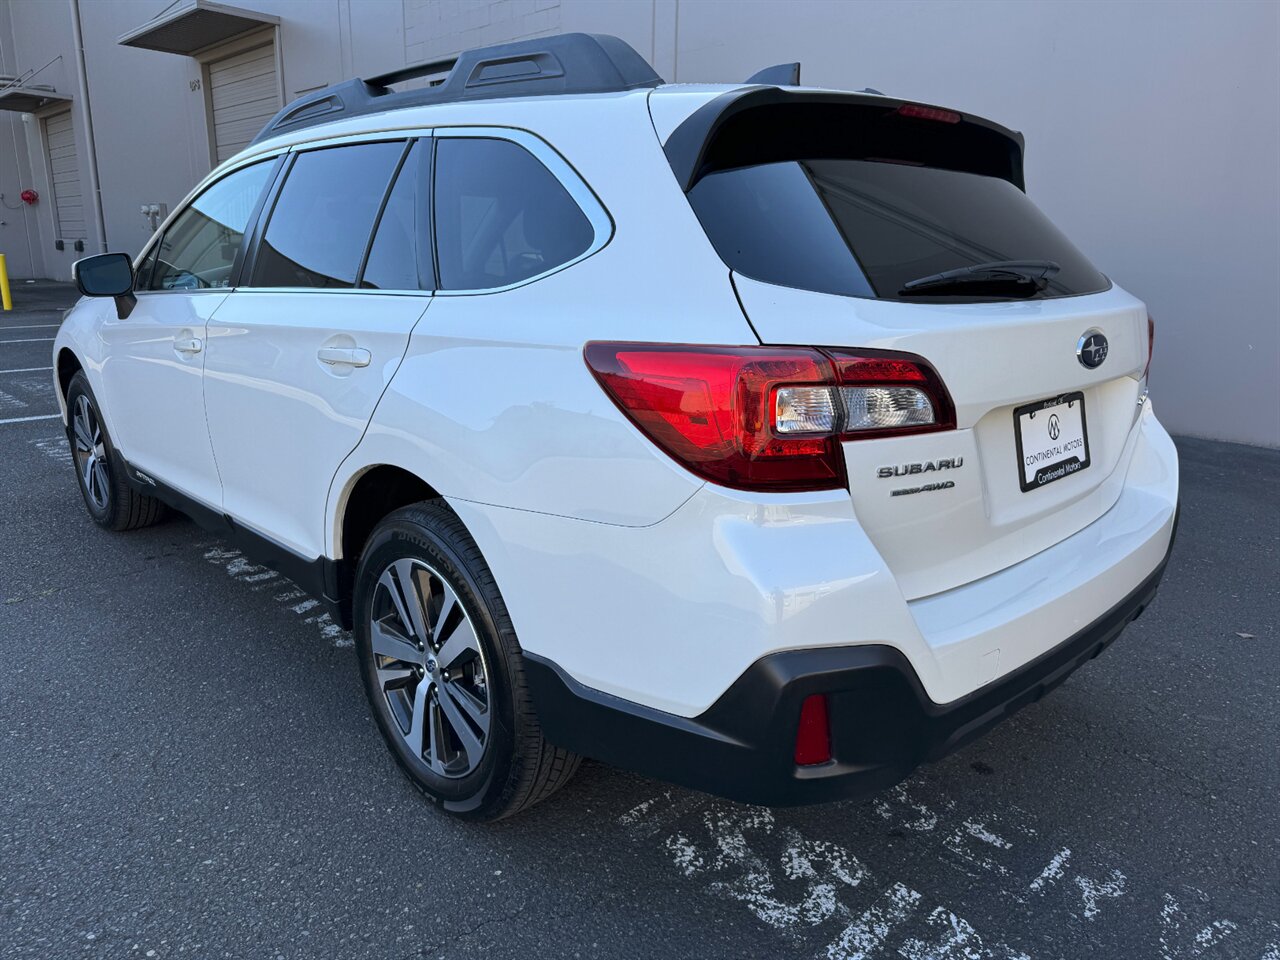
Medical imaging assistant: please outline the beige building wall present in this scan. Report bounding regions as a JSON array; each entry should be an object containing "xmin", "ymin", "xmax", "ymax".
[{"xmin": 0, "ymin": 0, "xmax": 1275, "ymax": 446}]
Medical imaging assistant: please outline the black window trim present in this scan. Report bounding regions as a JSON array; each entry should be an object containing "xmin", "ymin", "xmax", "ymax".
[{"xmin": 355, "ymin": 138, "xmax": 437, "ymax": 292}]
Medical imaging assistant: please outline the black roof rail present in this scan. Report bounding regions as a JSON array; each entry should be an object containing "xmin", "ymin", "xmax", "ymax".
[{"xmin": 249, "ymin": 33, "xmax": 663, "ymax": 147}]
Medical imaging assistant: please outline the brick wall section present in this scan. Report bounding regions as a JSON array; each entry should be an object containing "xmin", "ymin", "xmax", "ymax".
[{"xmin": 404, "ymin": 0, "xmax": 561, "ymax": 64}]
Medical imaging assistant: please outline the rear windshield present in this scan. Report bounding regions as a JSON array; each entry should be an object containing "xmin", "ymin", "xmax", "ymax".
[{"xmin": 688, "ymin": 159, "xmax": 1110, "ymax": 301}]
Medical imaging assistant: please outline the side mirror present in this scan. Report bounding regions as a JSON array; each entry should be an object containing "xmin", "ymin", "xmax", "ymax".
[{"xmin": 73, "ymin": 253, "xmax": 137, "ymax": 319}]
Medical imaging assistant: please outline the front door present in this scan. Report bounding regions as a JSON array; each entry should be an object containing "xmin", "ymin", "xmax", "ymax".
[
  {"xmin": 98, "ymin": 158, "xmax": 277, "ymax": 509},
  {"xmin": 203, "ymin": 138, "xmax": 433, "ymax": 559}
]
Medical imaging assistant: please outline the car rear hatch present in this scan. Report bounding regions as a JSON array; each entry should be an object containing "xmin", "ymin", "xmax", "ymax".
[{"xmin": 663, "ymin": 88, "xmax": 1151, "ymax": 600}]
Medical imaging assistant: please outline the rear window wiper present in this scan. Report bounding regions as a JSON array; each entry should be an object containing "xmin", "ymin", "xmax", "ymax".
[{"xmin": 899, "ymin": 260, "xmax": 1061, "ymax": 295}]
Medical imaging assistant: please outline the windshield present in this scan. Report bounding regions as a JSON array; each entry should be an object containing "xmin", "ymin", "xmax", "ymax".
[{"xmin": 688, "ymin": 158, "xmax": 1110, "ymax": 302}]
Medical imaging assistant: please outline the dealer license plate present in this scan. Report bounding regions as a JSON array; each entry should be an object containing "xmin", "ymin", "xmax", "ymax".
[{"xmin": 1013, "ymin": 392, "xmax": 1090, "ymax": 492}]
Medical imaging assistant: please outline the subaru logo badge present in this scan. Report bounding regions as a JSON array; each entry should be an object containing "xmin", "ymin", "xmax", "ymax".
[{"xmin": 1077, "ymin": 330, "xmax": 1109, "ymax": 369}]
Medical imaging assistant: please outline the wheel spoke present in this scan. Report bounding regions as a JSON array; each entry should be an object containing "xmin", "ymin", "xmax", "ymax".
[
  {"xmin": 437, "ymin": 680, "xmax": 484, "ymax": 760},
  {"xmin": 92, "ymin": 462, "xmax": 109, "ymax": 503},
  {"xmin": 377, "ymin": 569, "xmax": 414, "ymax": 639},
  {"xmin": 427, "ymin": 695, "xmax": 449, "ymax": 775},
  {"xmin": 436, "ymin": 615, "xmax": 479, "ymax": 672},
  {"xmin": 370, "ymin": 618, "xmax": 422, "ymax": 665},
  {"xmin": 81, "ymin": 452, "xmax": 96, "ymax": 490},
  {"xmin": 377, "ymin": 664, "xmax": 415, "ymax": 692},
  {"xmin": 73, "ymin": 415, "xmax": 93, "ymax": 451},
  {"xmin": 431, "ymin": 580, "xmax": 460, "ymax": 644},
  {"xmin": 405, "ymin": 678, "xmax": 429, "ymax": 760},
  {"xmin": 442, "ymin": 678, "xmax": 487, "ymax": 731},
  {"xmin": 393, "ymin": 559, "xmax": 432, "ymax": 644}
]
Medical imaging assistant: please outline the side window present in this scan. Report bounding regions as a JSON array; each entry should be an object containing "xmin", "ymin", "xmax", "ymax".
[
  {"xmin": 361, "ymin": 140, "xmax": 430, "ymax": 290},
  {"xmin": 251, "ymin": 141, "xmax": 404, "ymax": 289},
  {"xmin": 150, "ymin": 160, "xmax": 274, "ymax": 291},
  {"xmin": 433, "ymin": 137, "xmax": 594, "ymax": 290}
]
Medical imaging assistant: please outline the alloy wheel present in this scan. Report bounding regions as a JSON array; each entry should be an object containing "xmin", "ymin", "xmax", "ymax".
[
  {"xmin": 370, "ymin": 558, "xmax": 491, "ymax": 778},
  {"xmin": 72, "ymin": 394, "xmax": 110, "ymax": 511}
]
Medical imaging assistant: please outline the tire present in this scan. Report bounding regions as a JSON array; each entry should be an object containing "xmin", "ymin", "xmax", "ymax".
[
  {"xmin": 65, "ymin": 371, "xmax": 167, "ymax": 532},
  {"xmin": 353, "ymin": 500, "xmax": 580, "ymax": 821}
]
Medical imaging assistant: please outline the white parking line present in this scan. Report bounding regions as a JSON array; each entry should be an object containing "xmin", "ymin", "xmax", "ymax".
[
  {"xmin": 0, "ymin": 413, "xmax": 60, "ymax": 424},
  {"xmin": 0, "ymin": 338, "xmax": 56, "ymax": 344},
  {"xmin": 0, "ymin": 367, "xmax": 53, "ymax": 374},
  {"xmin": 0, "ymin": 323, "xmax": 60, "ymax": 330}
]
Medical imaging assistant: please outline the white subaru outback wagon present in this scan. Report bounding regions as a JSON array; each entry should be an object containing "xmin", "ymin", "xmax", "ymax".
[{"xmin": 55, "ymin": 34, "xmax": 1179, "ymax": 820}]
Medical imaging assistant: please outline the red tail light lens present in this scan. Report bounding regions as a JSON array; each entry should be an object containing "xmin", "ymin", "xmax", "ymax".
[
  {"xmin": 794, "ymin": 694, "xmax": 832, "ymax": 765},
  {"xmin": 584, "ymin": 344, "xmax": 843, "ymax": 492},
  {"xmin": 585, "ymin": 343, "xmax": 954, "ymax": 492}
]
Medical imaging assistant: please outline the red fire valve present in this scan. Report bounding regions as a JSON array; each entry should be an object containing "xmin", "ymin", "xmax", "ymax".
[{"xmin": 20, "ymin": 189, "xmax": 38, "ymax": 205}]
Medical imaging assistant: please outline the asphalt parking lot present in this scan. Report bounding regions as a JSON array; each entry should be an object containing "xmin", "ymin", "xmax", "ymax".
[{"xmin": 1, "ymin": 282, "xmax": 1277, "ymax": 960}]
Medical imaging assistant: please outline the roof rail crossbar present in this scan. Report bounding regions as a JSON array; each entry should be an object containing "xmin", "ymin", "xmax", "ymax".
[
  {"xmin": 365, "ymin": 57, "xmax": 459, "ymax": 89},
  {"xmin": 249, "ymin": 33, "xmax": 662, "ymax": 148}
]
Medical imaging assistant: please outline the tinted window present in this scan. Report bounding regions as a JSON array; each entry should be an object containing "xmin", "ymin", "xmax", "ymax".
[
  {"xmin": 251, "ymin": 142, "xmax": 404, "ymax": 288},
  {"xmin": 689, "ymin": 159, "xmax": 1109, "ymax": 301},
  {"xmin": 150, "ymin": 160, "xmax": 273, "ymax": 290},
  {"xmin": 434, "ymin": 138, "xmax": 593, "ymax": 290},
  {"xmin": 361, "ymin": 140, "xmax": 429, "ymax": 290}
]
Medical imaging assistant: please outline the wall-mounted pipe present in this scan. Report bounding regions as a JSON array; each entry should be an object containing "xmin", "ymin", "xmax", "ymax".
[{"xmin": 69, "ymin": 0, "xmax": 107, "ymax": 255}]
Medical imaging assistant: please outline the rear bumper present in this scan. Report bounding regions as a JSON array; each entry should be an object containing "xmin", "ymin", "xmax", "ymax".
[{"xmin": 526, "ymin": 510, "xmax": 1176, "ymax": 806}]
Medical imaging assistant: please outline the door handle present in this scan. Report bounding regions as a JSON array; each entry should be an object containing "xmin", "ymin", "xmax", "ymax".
[
  {"xmin": 317, "ymin": 346, "xmax": 371, "ymax": 368},
  {"xmin": 174, "ymin": 337, "xmax": 203, "ymax": 355}
]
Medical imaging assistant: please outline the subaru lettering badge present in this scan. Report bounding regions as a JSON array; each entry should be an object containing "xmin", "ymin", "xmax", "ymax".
[{"xmin": 1077, "ymin": 329, "xmax": 1109, "ymax": 369}]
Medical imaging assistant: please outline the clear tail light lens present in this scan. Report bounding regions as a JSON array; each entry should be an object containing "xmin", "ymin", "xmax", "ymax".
[
  {"xmin": 584, "ymin": 343, "xmax": 954, "ymax": 493},
  {"xmin": 841, "ymin": 385, "xmax": 935, "ymax": 430}
]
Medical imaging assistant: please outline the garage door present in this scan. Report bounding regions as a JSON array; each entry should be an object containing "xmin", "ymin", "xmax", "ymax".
[
  {"xmin": 208, "ymin": 42, "xmax": 281, "ymax": 164},
  {"xmin": 43, "ymin": 111, "xmax": 84, "ymax": 242}
]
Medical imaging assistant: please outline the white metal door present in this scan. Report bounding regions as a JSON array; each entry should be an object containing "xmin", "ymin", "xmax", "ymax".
[{"xmin": 208, "ymin": 42, "xmax": 281, "ymax": 164}]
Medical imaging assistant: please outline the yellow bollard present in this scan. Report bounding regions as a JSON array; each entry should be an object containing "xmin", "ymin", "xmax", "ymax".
[{"xmin": 0, "ymin": 253, "xmax": 11, "ymax": 311}]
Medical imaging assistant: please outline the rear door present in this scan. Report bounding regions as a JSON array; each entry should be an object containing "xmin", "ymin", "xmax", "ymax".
[
  {"xmin": 682, "ymin": 103, "xmax": 1150, "ymax": 600},
  {"xmin": 203, "ymin": 137, "xmax": 433, "ymax": 559}
]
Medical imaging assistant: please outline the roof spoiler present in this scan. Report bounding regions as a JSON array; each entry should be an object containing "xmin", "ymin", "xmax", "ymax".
[
  {"xmin": 249, "ymin": 33, "xmax": 662, "ymax": 147},
  {"xmin": 663, "ymin": 87, "xmax": 1027, "ymax": 193}
]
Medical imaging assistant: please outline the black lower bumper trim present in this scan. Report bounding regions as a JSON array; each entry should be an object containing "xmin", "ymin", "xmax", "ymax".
[{"xmin": 526, "ymin": 510, "xmax": 1177, "ymax": 806}]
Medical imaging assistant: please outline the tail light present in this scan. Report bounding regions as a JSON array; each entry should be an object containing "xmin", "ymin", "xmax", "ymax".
[{"xmin": 584, "ymin": 343, "xmax": 954, "ymax": 493}]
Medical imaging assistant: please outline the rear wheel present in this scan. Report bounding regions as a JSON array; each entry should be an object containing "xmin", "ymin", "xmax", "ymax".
[
  {"xmin": 65, "ymin": 372, "xmax": 166, "ymax": 531},
  {"xmin": 353, "ymin": 500, "xmax": 580, "ymax": 820}
]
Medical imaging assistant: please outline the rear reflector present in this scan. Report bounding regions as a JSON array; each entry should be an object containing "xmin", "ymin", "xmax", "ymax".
[
  {"xmin": 794, "ymin": 694, "xmax": 832, "ymax": 765},
  {"xmin": 585, "ymin": 343, "xmax": 954, "ymax": 493}
]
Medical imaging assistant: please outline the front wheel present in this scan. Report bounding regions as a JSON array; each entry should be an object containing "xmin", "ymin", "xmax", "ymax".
[
  {"xmin": 353, "ymin": 501, "xmax": 580, "ymax": 821},
  {"xmin": 65, "ymin": 372, "xmax": 166, "ymax": 532}
]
